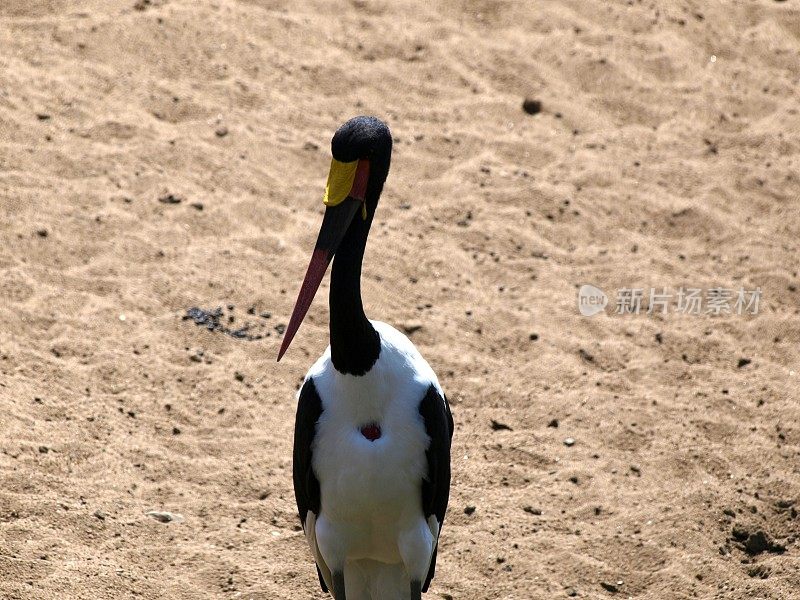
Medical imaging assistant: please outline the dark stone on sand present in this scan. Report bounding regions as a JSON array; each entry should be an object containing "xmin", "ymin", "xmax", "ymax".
[
  {"xmin": 402, "ymin": 322, "xmax": 423, "ymax": 335},
  {"xmin": 731, "ymin": 526, "xmax": 786, "ymax": 555},
  {"xmin": 146, "ymin": 510, "xmax": 182, "ymax": 523},
  {"xmin": 731, "ymin": 526, "xmax": 749, "ymax": 542},
  {"xmin": 184, "ymin": 307, "xmax": 224, "ymax": 331},
  {"xmin": 183, "ymin": 307, "xmax": 268, "ymax": 342},
  {"xmin": 522, "ymin": 98, "xmax": 542, "ymax": 115},
  {"xmin": 490, "ymin": 419, "xmax": 512, "ymax": 431},
  {"xmin": 229, "ymin": 326, "xmax": 254, "ymax": 339},
  {"xmin": 744, "ymin": 531, "xmax": 785, "ymax": 555},
  {"xmin": 158, "ymin": 193, "xmax": 182, "ymax": 204}
]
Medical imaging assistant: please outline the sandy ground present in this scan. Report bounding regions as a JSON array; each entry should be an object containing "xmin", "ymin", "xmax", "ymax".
[{"xmin": 2, "ymin": 0, "xmax": 800, "ymax": 598}]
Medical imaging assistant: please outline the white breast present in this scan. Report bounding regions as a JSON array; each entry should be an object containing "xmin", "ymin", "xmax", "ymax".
[{"xmin": 305, "ymin": 321, "xmax": 441, "ymax": 567}]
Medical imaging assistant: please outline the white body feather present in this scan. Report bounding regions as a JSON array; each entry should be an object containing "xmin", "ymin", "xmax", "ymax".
[{"xmin": 301, "ymin": 321, "xmax": 442, "ymax": 599}]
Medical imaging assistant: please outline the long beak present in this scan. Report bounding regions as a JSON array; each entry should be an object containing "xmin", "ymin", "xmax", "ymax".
[{"xmin": 277, "ymin": 199, "xmax": 361, "ymax": 361}]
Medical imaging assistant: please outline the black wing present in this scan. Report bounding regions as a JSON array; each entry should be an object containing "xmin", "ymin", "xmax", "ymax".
[
  {"xmin": 418, "ymin": 383, "xmax": 454, "ymax": 592},
  {"xmin": 292, "ymin": 378, "xmax": 327, "ymax": 592}
]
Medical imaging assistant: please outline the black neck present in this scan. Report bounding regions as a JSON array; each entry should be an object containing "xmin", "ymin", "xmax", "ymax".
[{"xmin": 329, "ymin": 203, "xmax": 381, "ymax": 376}]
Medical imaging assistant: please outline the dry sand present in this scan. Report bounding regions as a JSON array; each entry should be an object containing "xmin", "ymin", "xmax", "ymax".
[{"xmin": 2, "ymin": 0, "xmax": 800, "ymax": 598}]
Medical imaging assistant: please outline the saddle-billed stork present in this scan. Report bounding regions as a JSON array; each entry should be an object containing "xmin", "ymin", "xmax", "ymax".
[{"xmin": 277, "ymin": 116, "xmax": 454, "ymax": 600}]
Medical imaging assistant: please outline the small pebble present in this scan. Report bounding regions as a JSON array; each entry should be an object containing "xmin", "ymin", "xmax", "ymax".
[
  {"xmin": 402, "ymin": 322, "xmax": 423, "ymax": 335},
  {"xmin": 490, "ymin": 419, "xmax": 513, "ymax": 432},
  {"xmin": 522, "ymin": 98, "xmax": 542, "ymax": 115},
  {"xmin": 146, "ymin": 510, "xmax": 184, "ymax": 523},
  {"xmin": 600, "ymin": 581, "xmax": 619, "ymax": 593},
  {"xmin": 158, "ymin": 193, "xmax": 182, "ymax": 204}
]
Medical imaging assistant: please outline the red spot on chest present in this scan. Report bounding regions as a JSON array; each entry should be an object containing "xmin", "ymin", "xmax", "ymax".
[{"xmin": 360, "ymin": 423, "xmax": 382, "ymax": 441}]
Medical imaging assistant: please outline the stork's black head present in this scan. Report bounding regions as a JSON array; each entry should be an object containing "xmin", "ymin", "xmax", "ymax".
[
  {"xmin": 331, "ymin": 115, "xmax": 392, "ymax": 176},
  {"xmin": 330, "ymin": 116, "xmax": 393, "ymax": 216},
  {"xmin": 277, "ymin": 116, "xmax": 392, "ymax": 362}
]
